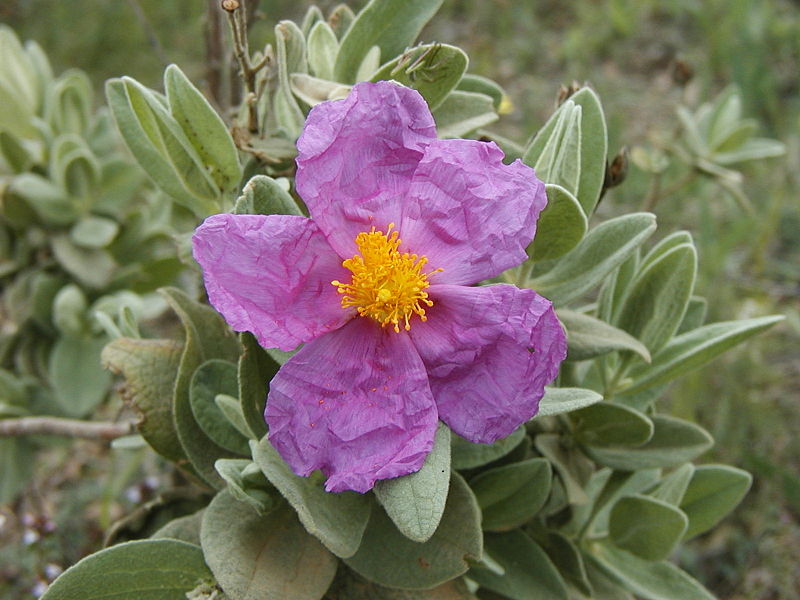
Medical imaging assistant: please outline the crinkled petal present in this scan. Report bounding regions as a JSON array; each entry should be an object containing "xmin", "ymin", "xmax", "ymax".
[
  {"xmin": 266, "ymin": 318, "xmax": 439, "ymax": 493},
  {"xmin": 400, "ymin": 139, "xmax": 547, "ymax": 285},
  {"xmin": 296, "ymin": 81, "xmax": 437, "ymax": 258},
  {"xmin": 409, "ymin": 284, "xmax": 566, "ymax": 443},
  {"xmin": 192, "ymin": 213, "xmax": 352, "ymax": 352}
]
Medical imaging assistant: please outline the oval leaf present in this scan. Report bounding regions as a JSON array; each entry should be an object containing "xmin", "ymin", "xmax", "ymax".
[
  {"xmin": 469, "ymin": 457, "xmax": 552, "ymax": 531},
  {"xmin": 451, "ymin": 426, "xmax": 525, "ymax": 470},
  {"xmin": 201, "ymin": 490, "xmax": 337, "ymax": 600},
  {"xmin": 558, "ymin": 309, "xmax": 650, "ymax": 363},
  {"xmin": 584, "ymin": 415, "xmax": 713, "ymax": 471},
  {"xmin": 334, "ymin": 0, "xmax": 444, "ymax": 83},
  {"xmin": 609, "ymin": 494, "xmax": 688, "ymax": 561},
  {"xmin": 370, "ymin": 43, "xmax": 468, "ymax": 111},
  {"xmin": 189, "ymin": 359, "xmax": 249, "ymax": 455},
  {"xmin": 345, "ymin": 472, "xmax": 482, "ymax": 590},
  {"xmin": 536, "ymin": 387, "xmax": 603, "ymax": 418},
  {"xmin": 251, "ymin": 437, "xmax": 371, "ymax": 558},
  {"xmin": 470, "ymin": 531, "xmax": 568, "ymax": 600},
  {"xmin": 41, "ymin": 539, "xmax": 212, "ymax": 600},
  {"xmin": 374, "ymin": 422, "xmax": 451, "ymax": 543},
  {"xmin": 680, "ymin": 465, "xmax": 752, "ymax": 540},
  {"xmin": 572, "ymin": 402, "xmax": 654, "ymax": 448},
  {"xmin": 529, "ymin": 185, "xmax": 588, "ymax": 262},
  {"xmin": 531, "ymin": 213, "xmax": 657, "ymax": 306}
]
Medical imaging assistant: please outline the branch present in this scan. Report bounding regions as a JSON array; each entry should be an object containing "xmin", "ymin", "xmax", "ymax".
[
  {"xmin": 223, "ymin": 0, "xmax": 262, "ymax": 132},
  {"xmin": 0, "ymin": 417, "xmax": 137, "ymax": 440}
]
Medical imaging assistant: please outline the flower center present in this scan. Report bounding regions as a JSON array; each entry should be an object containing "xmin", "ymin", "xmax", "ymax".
[{"xmin": 332, "ymin": 224, "xmax": 441, "ymax": 332}]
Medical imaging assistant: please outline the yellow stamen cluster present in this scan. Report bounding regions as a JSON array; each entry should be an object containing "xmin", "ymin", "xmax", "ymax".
[{"xmin": 332, "ymin": 224, "xmax": 441, "ymax": 332}]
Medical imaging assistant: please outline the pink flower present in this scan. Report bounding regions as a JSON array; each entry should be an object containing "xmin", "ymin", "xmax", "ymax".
[{"xmin": 192, "ymin": 81, "xmax": 567, "ymax": 493}]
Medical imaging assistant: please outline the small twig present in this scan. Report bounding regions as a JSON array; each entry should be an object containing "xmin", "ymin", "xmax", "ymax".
[
  {"xmin": 224, "ymin": 0, "xmax": 261, "ymax": 132},
  {"xmin": 0, "ymin": 417, "xmax": 137, "ymax": 440},
  {"xmin": 642, "ymin": 169, "xmax": 697, "ymax": 211}
]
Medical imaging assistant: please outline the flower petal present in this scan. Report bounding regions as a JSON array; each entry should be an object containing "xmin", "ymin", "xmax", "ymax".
[
  {"xmin": 409, "ymin": 284, "xmax": 566, "ymax": 443},
  {"xmin": 296, "ymin": 81, "xmax": 437, "ymax": 258},
  {"xmin": 266, "ymin": 318, "xmax": 439, "ymax": 493},
  {"xmin": 400, "ymin": 139, "xmax": 547, "ymax": 285},
  {"xmin": 192, "ymin": 213, "xmax": 352, "ymax": 352}
]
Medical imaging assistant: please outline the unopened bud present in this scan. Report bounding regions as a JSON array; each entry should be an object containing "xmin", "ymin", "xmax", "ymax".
[
  {"xmin": 672, "ymin": 59, "xmax": 694, "ymax": 87},
  {"xmin": 556, "ymin": 80, "xmax": 586, "ymax": 106},
  {"xmin": 604, "ymin": 146, "xmax": 629, "ymax": 190},
  {"xmin": 221, "ymin": 0, "xmax": 239, "ymax": 12}
]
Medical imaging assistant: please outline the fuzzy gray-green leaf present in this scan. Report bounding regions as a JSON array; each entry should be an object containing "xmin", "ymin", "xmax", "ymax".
[{"xmin": 374, "ymin": 422, "xmax": 451, "ymax": 542}]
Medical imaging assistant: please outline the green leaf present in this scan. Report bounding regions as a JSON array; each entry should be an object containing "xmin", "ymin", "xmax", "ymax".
[
  {"xmin": 201, "ymin": 490, "xmax": 337, "ymax": 600},
  {"xmin": 526, "ymin": 100, "xmax": 582, "ymax": 194},
  {"xmin": 52, "ymin": 283, "xmax": 88, "ymax": 336},
  {"xmin": 104, "ymin": 79, "xmax": 216, "ymax": 215},
  {"xmin": 355, "ymin": 46, "xmax": 382, "ymax": 81},
  {"xmin": 586, "ymin": 469, "xmax": 663, "ymax": 538},
  {"xmin": 102, "ymin": 337, "xmax": 187, "ymax": 463},
  {"xmin": 370, "ymin": 43, "xmax": 468, "ymax": 111},
  {"xmin": 190, "ymin": 359, "xmax": 249, "ymax": 455},
  {"xmin": 214, "ymin": 458, "xmax": 274, "ymax": 514},
  {"xmin": 529, "ymin": 185, "xmax": 588, "ymax": 262},
  {"xmin": 536, "ymin": 387, "xmax": 603, "ymax": 417},
  {"xmin": 328, "ymin": 4, "xmax": 356, "ymax": 39},
  {"xmin": 6, "ymin": 173, "xmax": 76, "ymax": 227},
  {"xmin": 0, "ymin": 130, "xmax": 33, "ymax": 173},
  {"xmin": 457, "ymin": 74, "xmax": 506, "ymax": 111},
  {"xmin": 330, "ymin": 571, "xmax": 477, "ymax": 599},
  {"xmin": 570, "ymin": 87, "xmax": 608, "ymax": 215},
  {"xmin": 238, "ymin": 332, "xmax": 277, "ymax": 440},
  {"xmin": 714, "ymin": 137, "xmax": 785, "ymax": 165},
  {"xmin": 469, "ymin": 457, "xmax": 552, "ymax": 531},
  {"xmin": 334, "ymin": 0, "xmax": 444, "ymax": 83},
  {"xmin": 539, "ymin": 531, "xmax": 592, "ymax": 596},
  {"xmin": 49, "ymin": 334, "xmax": 111, "ymax": 417},
  {"xmin": 616, "ymin": 243, "xmax": 697, "ymax": 354},
  {"xmin": 677, "ymin": 296, "xmax": 708, "ymax": 334},
  {"xmin": 587, "ymin": 541, "xmax": 714, "ymax": 600},
  {"xmin": 345, "ymin": 472, "xmax": 482, "ymax": 590},
  {"xmin": 531, "ymin": 213, "xmax": 657, "ymax": 306},
  {"xmin": 151, "ymin": 509, "xmax": 204, "ymax": 546},
  {"xmin": 534, "ymin": 434, "xmax": 590, "ymax": 505},
  {"xmin": 470, "ymin": 531, "xmax": 568, "ymax": 600},
  {"xmin": 51, "ymin": 235, "xmax": 116, "ymax": 290},
  {"xmin": 160, "ymin": 287, "xmax": 241, "ymax": 488},
  {"xmin": 624, "ymin": 315, "xmax": 783, "ymax": 394},
  {"xmin": 70, "ymin": 216, "xmax": 119, "ymax": 249},
  {"xmin": 307, "ymin": 20, "xmax": 339, "ymax": 80},
  {"xmin": 432, "ymin": 90, "xmax": 498, "ymax": 138},
  {"xmin": 609, "ymin": 494, "xmax": 688, "ymax": 561},
  {"xmin": 215, "ymin": 393, "xmax": 255, "ymax": 439},
  {"xmin": 558, "ymin": 309, "xmax": 650, "ymax": 363},
  {"xmin": 164, "ymin": 64, "xmax": 242, "ymax": 195},
  {"xmin": 572, "ymin": 402, "xmax": 654, "ymax": 447},
  {"xmin": 374, "ymin": 422, "xmax": 451, "ymax": 542},
  {"xmin": 622, "ymin": 316, "xmax": 783, "ymax": 395},
  {"xmin": 252, "ymin": 437, "xmax": 371, "ymax": 558},
  {"xmin": 274, "ymin": 21, "xmax": 306, "ymax": 138},
  {"xmin": 583, "ymin": 558, "xmax": 635, "ymax": 600},
  {"xmin": 41, "ymin": 539, "xmax": 212, "ymax": 600},
  {"xmin": 648, "ymin": 463, "xmax": 695, "ymax": 506},
  {"xmin": 451, "ymin": 426, "xmax": 525, "ymax": 470},
  {"xmin": 680, "ymin": 465, "xmax": 752, "ymax": 539},
  {"xmin": 234, "ymin": 174, "xmax": 301, "ymax": 216},
  {"xmin": 291, "ymin": 73, "xmax": 347, "ymax": 106},
  {"xmin": 584, "ymin": 415, "xmax": 713, "ymax": 471}
]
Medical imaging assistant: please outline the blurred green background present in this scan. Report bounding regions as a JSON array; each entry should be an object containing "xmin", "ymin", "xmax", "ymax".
[{"xmin": 2, "ymin": 1, "xmax": 799, "ymax": 598}]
